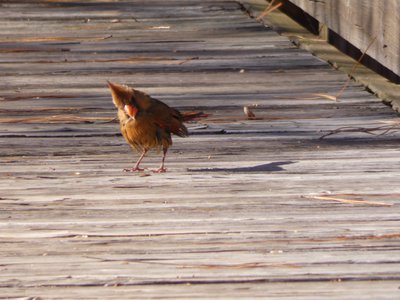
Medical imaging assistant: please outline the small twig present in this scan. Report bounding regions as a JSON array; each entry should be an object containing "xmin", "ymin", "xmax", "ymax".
[
  {"xmin": 319, "ymin": 125, "xmax": 400, "ymax": 139},
  {"xmin": 303, "ymin": 195, "xmax": 393, "ymax": 206},
  {"xmin": 265, "ymin": 0, "xmax": 276, "ymax": 11},
  {"xmin": 312, "ymin": 93, "xmax": 338, "ymax": 102},
  {"xmin": 286, "ymin": 35, "xmax": 377, "ymax": 102},
  {"xmin": 256, "ymin": 1, "xmax": 283, "ymax": 21},
  {"xmin": 0, "ymin": 115, "xmax": 116, "ymax": 124},
  {"xmin": 335, "ymin": 36, "xmax": 377, "ymax": 100},
  {"xmin": 99, "ymin": 117, "xmax": 118, "ymax": 124},
  {"xmin": 101, "ymin": 35, "xmax": 113, "ymax": 40},
  {"xmin": 178, "ymin": 56, "xmax": 199, "ymax": 65},
  {"xmin": 180, "ymin": 262, "xmax": 301, "ymax": 269}
]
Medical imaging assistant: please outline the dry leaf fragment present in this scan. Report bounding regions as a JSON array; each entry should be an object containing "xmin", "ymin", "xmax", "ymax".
[
  {"xmin": 243, "ymin": 106, "xmax": 256, "ymax": 119},
  {"xmin": 380, "ymin": 119, "xmax": 400, "ymax": 125}
]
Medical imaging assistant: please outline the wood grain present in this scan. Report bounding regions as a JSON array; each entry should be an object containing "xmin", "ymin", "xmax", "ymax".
[
  {"xmin": 287, "ymin": 0, "xmax": 400, "ymax": 79},
  {"xmin": 0, "ymin": 0, "xmax": 400, "ymax": 299}
]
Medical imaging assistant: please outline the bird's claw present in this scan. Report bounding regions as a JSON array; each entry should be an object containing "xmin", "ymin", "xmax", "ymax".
[{"xmin": 152, "ymin": 167, "xmax": 167, "ymax": 173}]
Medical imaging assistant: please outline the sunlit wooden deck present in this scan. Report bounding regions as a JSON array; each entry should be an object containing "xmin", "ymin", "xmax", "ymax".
[{"xmin": 1, "ymin": 1, "xmax": 400, "ymax": 299}]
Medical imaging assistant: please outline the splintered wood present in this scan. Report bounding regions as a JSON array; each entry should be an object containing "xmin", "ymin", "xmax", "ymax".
[{"xmin": 0, "ymin": 0, "xmax": 399, "ymax": 299}]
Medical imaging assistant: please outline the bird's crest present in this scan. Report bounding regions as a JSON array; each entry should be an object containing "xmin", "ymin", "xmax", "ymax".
[{"xmin": 107, "ymin": 80, "xmax": 134, "ymax": 109}]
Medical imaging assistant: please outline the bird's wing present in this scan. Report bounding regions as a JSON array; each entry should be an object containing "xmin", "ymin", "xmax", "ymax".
[
  {"xmin": 148, "ymin": 103, "xmax": 188, "ymax": 137},
  {"xmin": 133, "ymin": 89, "xmax": 188, "ymax": 137}
]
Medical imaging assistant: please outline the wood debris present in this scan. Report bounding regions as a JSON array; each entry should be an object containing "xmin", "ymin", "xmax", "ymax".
[
  {"xmin": 243, "ymin": 105, "xmax": 256, "ymax": 119},
  {"xmin": 303, "ymin": 194, "xmax": 393, "ymax": 206}
]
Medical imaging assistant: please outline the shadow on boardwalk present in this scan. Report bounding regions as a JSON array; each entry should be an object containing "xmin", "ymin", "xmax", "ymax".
[{"xmin": 189, "ymin": 161, "xmax": 295, "ymax": 172}]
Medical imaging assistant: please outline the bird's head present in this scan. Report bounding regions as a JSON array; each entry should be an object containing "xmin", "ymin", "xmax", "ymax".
[
  {"xmin": 107, "ymin": 80, "xmax": 136, "ymax": 109},
  {"xmin": 124, "ymin": 104, "xmax": 138, "ymax": 119}
]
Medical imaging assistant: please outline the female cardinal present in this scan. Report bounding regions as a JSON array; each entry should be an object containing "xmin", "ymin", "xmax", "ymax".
[{"xmin": 107, "ymin": 81, "xmax": 203, "ymax": 173}]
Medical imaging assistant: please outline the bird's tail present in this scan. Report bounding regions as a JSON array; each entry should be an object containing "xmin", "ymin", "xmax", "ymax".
[{"xmin": 181, "ymin": 111, "xmax": 208, "ymax": 122}]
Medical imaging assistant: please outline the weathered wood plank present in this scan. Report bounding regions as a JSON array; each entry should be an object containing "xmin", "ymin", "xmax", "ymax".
[
  {"xmin": 287, "ymin": 0, "xmax": 400, "ymax": 79},
  {"xmin": 0, "ymin": 0, "xmax": 400, "ymax": 299}
]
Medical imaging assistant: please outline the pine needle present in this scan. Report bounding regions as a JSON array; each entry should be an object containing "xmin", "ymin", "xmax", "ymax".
[
  {"xmin": 256, "ymin": 1, "xmax": 283, "ymax": 21},
  {"xmin": 303, "ymin": 195, "xmax": 393, "ymax": 206},
  {"xmin": 335, "ymin": 36, "xmax": 377, "ymax": 100}
]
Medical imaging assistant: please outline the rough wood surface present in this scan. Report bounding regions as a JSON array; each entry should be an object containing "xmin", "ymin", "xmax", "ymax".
[
  {"xmin": 287, "ymin": 0, "xmax": 400, "ymax": 78},
  {"xmin": 1, "ymin": 1, "xmax": 400, "ymax": 299}
]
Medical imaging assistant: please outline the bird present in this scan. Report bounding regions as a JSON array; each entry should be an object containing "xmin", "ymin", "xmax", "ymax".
[{"xmin": 107, "ymin": 81, "xmax": 204, "ymax": 173}]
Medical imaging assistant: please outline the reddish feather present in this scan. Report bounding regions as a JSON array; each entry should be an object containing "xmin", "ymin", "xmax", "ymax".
[
  {"xmin": 124, "ymin": 104, "xmax": 138, "ymax": 118},
  {"xmin": 108, "ymin": 81, "xmax": 207, "ymax": 172}
]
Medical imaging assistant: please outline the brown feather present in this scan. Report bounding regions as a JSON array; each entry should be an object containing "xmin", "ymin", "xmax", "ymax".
[
  {"xmin": 107, "ymin": 81, "xmax": 207, "ymax": 170},
  {"xmin": 108, "ymin": 81, "xmax": 187, "ymax": 152}
]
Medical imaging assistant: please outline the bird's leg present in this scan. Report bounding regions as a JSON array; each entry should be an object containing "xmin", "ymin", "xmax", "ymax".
[
  {"xmin": 124, "ymin": 149, "xmax": 147, "ymax": 172},
  {"xmin": 153, "ymin": 148, "xmax": 168, "ymax": 173}
]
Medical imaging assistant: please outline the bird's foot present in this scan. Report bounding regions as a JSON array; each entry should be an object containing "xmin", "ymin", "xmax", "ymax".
[
  {"xmin": 123, "ymin": 167, "xmax": 144, "ymax": 172},
  {"xmin": 152, "ymin": 167, "xmax": 167, "ymax": 173}
]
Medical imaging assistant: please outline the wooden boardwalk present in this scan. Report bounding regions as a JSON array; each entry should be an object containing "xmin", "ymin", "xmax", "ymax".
[{"xmin": 1, "ymin": 1, "xmax": 400, "ymax": 299}]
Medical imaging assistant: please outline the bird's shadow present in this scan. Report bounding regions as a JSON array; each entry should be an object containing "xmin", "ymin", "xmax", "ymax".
[{"xmin": 188, "ymin": 161, "xmax": 295, "ymax": 173}]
